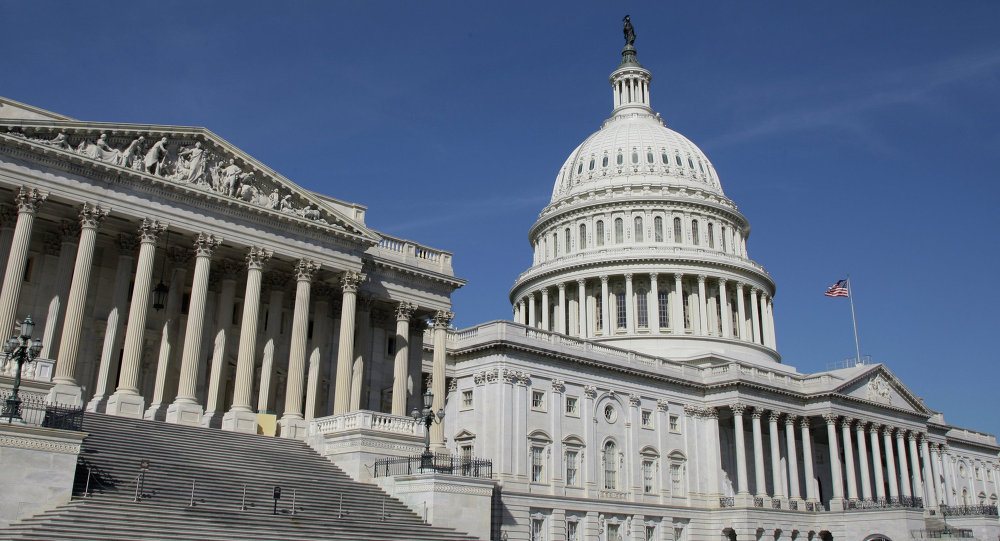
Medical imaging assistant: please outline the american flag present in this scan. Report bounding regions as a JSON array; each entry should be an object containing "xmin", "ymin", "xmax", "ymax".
[{"xmin": 825, "ymin": 279, "xmax": 849, "ymax": 297}]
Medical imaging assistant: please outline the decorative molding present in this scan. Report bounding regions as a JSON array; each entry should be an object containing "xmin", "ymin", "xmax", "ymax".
[
  {"xmin": 0, "ymin": 434, "xmax": 81, "ymax": 455},
  {"xmin": 866, "ymin": 374, "xmax": 892, "ymax": 405}
]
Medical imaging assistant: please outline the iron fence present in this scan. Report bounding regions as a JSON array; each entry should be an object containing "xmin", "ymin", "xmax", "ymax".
[
  {"xmin": 372, "ymin": 453, "xmax": 492, "ymax": 479},
  {"xmin": 1, "ymin": 390, "xmax": 83, "ymax": 430},
  {"xmin": 845, "ymin": 497, "xmax": 924, "ymax": 510},
  {"xmin": 941, "ymin": 503, "xmax": 999, "ymax": 517},
  {"xmin": 719, "ymin": 496, "xmax": 734, "ymax": 508}
]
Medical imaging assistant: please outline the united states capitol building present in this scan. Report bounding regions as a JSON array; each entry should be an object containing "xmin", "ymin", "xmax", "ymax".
[{"xmin": 0, "ymin": 20, "xmax": 997, "ymax": 541}]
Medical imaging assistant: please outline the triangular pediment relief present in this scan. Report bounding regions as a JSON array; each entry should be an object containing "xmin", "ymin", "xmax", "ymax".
[
  {"xmin": 0, "ymin": 120, "xmax": 380, "ymax": 245},
  {"xmin": 834, "ymin": 365, "xmax": 930, "ymax": 415}
]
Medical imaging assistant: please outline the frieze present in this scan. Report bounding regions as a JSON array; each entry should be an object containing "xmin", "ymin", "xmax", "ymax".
[
  {"xmin": 866, "ymin": 374, "xmax": 892, "ymax": 405},
  {"xmin": 0, "ymin": 434, "xmax": 82, "ymax": 455}
]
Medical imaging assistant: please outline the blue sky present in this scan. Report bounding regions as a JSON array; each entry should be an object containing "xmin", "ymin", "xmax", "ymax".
[{"xmin": 3, "ymin": 2, "xmax": 999, "ymax": 435}]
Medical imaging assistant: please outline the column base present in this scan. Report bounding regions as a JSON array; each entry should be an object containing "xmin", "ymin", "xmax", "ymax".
[
  {"xmin": 221, "ymin": 409, "xmax": 259, "ymax": 434},
  {"xmin": 200, "ymin": 411, "xmax": 223, "ymax": 429},
  {"xmin": 828, "ymin": 498, "xmax": 846, "ymax": 511},
  {"xmin": 105, "ymin": 392, "xmax": 145, "ymax": 418},
  {"xmin": 143, "ymin": 403, "xmax": 168, "ymax": 421},
  {"xmin": 85, "ymin": 394, "xmax": 109, "ymax": 413},
  {"xmin": 47, "ymin": 383, "xmax": 83, "ymax": 407},
  {"xmin": 165, "ymin": 401, "xmax": 204, "ymax": 426},
  {"xmin": 277, "ymin": 415, "xmax": 307, "ymax": 439}
]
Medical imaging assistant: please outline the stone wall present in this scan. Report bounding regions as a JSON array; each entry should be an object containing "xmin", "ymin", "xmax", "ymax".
[{"xmin": 0, "ymin": 424, "xmax": 85, "ymax": 528}]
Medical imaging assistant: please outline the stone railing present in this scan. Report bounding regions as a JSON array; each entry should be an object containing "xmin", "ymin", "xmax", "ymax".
[
  {"xmin": 310, "ymin": 410, "xmax": 424, "ymax": 437},
  {"xmin": 599, "ymin": 489, "xmax": 629, "ymax": 501},
  {"xmin": 373, "ymin": 233, "xmax": 454, "ymax": 274},
  {"xmin": 0, "ymin": 356, "xmax": 55, "ymax": 382}
]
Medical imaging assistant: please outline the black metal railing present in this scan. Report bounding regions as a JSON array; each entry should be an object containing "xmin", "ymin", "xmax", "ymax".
[
  {"xmin": 941, "ymin": 503, "xmax": 999, "ymax": 517},
  {"xmin": 372, "ymin": 453, "xmax": 492, "ymax": 479},
  {"xmin": 0, "ymin": 390, "xmax": 83, "ymax": 430},
  {"xmin": 804, "ymin": 501, "xmax": 816, "ymax": 512},
  {"xmin": 771, "ymin": 499, "xmax": 782, "ymax": 509},
  {"xmin": 925, "ymin": 529, "xmax": 974, "ymax": 538},
  {"xmin": 845, "ymin": 497, "xmax": 924, "ymax": 510},
  {"xmin": 754, "ymin": 496, "xmax": 764, "ymax": 508},
  {"xmin": 719, "ymin": 496, "xmax": 734, "ymax": 508},
  {"xmin": 789, "ymin": 500, "xmax": 798, "ymax": 510}
]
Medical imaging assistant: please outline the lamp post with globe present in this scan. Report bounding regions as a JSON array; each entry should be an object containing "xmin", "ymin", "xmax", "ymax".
[
  {"xmin": 410, "ymin": 389, "xmax": 445, "ymax": 471},
  {"xmin": 3, "ymin": 316, "xmax": 43, "ymax": 422}
]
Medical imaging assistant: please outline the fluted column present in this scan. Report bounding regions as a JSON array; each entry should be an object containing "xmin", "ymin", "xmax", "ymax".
[
  {"xmin": 766, "ymin": 296, "xmax": 777, "ymax": 348},
  {"xmin": 672, "ymin": 274, "xmax": 684, "ymax": 335},
  {"xmin": 573, "ymin": 279, "xmax": 585, "ymax": 338},
  {"xmin": 769, "ymin": 412, "xmax": 785, "ymax": 499},
  {"xmin": 349, "ymin": 294, "xmax": 372, "ymax": 410},
  {"xmin": 0, "ymin": 187, "xmax": 46, "ymax": 341},
  {"xmin": 87, "ymin": 234, "xmax": 139, "ymax": 412},
  {"xmin": 697, "ymin": 275, "xmax": 708, "ymax": 336},
  {"xmin": 39, "ymin": 223, "xmax": 77, "ymax": 359},
  {"xmin": 908, "ymin": 433, "xmax": 924, "ymax": 503},
  {"xmin": 785, "ymin": 415, "xmax": 801, "ymax": 500},
  {"xmin": 305, "ymin": 287, "xmax": 332, "ymax": 420},
  {"xmin": 223, "ymin": 247, "xmax": 271, "ymax": 432},
  {"xmin": 824, "ymin": 414, "xmax": 845, "ymax": 501},
  {"xmin": 166, "ymin": 234, "xmax": 222, "ymax": 425},
  {"xmin": 276, "ymin": 259, "xmax": 318, "ymax": 437},
  {"xmin": 391, "ymin": 302, "xmax": 417, "ymax": 415},
  {"xmin": 106, "ymin": 219, "xmax": 165, "ymax": 418},
  {"xmin": 540, "ymin": 288, "xmax": 550, "ymax": 331},
  {"xmin": 146, "ymin": 250, "xmax": 190, "ymax": 420},
  {"xmin": 750, "ymin": 287, "xmax": 762, "ymax": 344},
  {"xmin": 896, "ymin": 430, "xmax": 912, "ymax": 498},
  {"xmin": 517, "ymin": 300, "xmax": 525, "ymax": 325},
  {"xmin": 718, "ymin": 278, "xmax": 731, "ymax": 338},
  {"xmin": 202, "ymin": 260, "xmax": 242, "ymax": 427},
  {"xmin": 841, "ymin": 418, "xmax": 859, "ymax": 500},
  {"xmin": 648, "ymin": 273, "xmax": 659, "ymax": 333},
  {"xmin": 883, "ymin": 426, "xmax": 900, "ymax": 501},
  {"xmin": 921, "ymin": 436, "xmax": 939, "ymax": 507},
  {"xmin": 735, "ymin": 282, "xmax": 747, "ymax": 340},
  {"xmin": 800, "ymin": 418, "xmax": 817, "ymax": 501},
  {"xmin": 0, "ymin": 205, "xmax": 15, "ymax": 283},
  {"xmin": 930, "ymin": 443, "xmax": 946, "ymax": 505},
  {"xmin": 870, "ymin": 424, "xmax": 886, "ymax": 501},
  {"xmin": 333, "ymin": 271, "xmax": 363, "ymax": 414},
  {"xmin": 257, "ymin": 274, "xmax": 287, "ymax": 413},
  {"xmin": 751, "ymin": 409, "xmax": 767, "ymax": 496},
  {"xmin": 50, "ymin": 203, "xmax": 108, "ymax": 405},
  {"xmin": 624, "ymin": 273, "xmax": 635, "ymax": 333},
  {"xmin": 600, "ymin": 275, "xmax": 610, "ymax": 334},
  {"xmin": 431, "ymin": 310, "xmax": 453, "ymax": 452},
  {"xmin": 556, "ymin": 283, "xmax": 566, "ymax": 334},
  {"xmin": 731, "ymin": 403, "xmax": 749, "ymax": 495},
  {"xmin": 527, "ymin": 293, "xmax": 536, "ymax": 328},
  {"xmin": 856, "ymin": 421, "xmax": 873, "ymax": 500}
]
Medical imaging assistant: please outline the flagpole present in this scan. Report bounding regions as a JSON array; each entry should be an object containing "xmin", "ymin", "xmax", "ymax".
[{"xmin": 846, "ymin": 274, "xmax": 862, "ymax": 365}]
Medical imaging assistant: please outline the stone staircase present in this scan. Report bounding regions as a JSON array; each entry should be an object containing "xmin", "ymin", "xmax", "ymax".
[{"xmin": 0, "ymin": 412, "xmax": 479, "ymax": 540}]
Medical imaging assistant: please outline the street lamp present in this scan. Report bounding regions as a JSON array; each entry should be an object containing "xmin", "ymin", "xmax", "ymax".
[
  {"xmin": 410, "ymin": 389, "xmax": 445, "ymax": 470},
  {"xmin": 2, "ymin": 316, "xmax": 43, "ymax": 422}
]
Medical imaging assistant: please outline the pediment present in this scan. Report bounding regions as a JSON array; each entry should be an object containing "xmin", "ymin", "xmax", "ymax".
[
  {"xmin": 0, "ymin": 120, "xmax": 380, "ymax": 245},
  {"xmin": 834, "ymin": 365, "xmax": 930, "ymax": 415}
]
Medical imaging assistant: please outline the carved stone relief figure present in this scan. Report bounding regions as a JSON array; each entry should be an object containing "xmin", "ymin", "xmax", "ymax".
[
  {"xmin": 143, "ymin": 137, "xmax": 169, "ymax": 175},
  {"xmin": 116, "ymin": 136, "xmax": 145, "ymax": 169},
  {"xmin": 176, "ymin": 142, "xmax": 208, "ymax": 184}
]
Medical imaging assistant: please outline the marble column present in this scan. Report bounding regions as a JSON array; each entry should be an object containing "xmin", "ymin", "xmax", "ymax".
[
  {"xmin": 540, "ymin": 288, "xmax": 550, "ymax": 331},
  {"xmin": 0, "ymin": 205, "xmax": 15, "ymax": 283},
  {"xmin": 87, "ymin": 234, "xmax": 139, "ymax": 412},
  {"xmin": 304, "ymin": 285, "xmax": 332, "ymax": 420},
  {"xmin": 769, "ymin": 412, "xmax": 785, "ymax": 499},
  {"xmin": 39, "ymin": 222, "xmax": 77, "ymax": 359},
  {"xmin": 556, "ymin": 283, "xmax": 566, "ymax": 334},
  {"xmin": 870, "ymin": 424, "xmax": 886, "ymax": 501},
  {"xmin": 921, "ymin": 437, "xmax": 939, "ymax": 507},
  {"xmin": 718, "ymin": 278, "xmax": 731, "ymax": 338},
  {"xmin": 527, "ymin": 293, "xmax": 536, "ymax": 328},
  {"xmin": 576, "ymin": 279, "xmax": 587, "ymax": 338},
  {"xmin": 841, "ymin": 418, "xmax": 859, "ymax": 500},
  {"xmin": 107, "ymin": 219, "xmax": 165, "ymax": 418},
  {"xmin": 731, "ymin": 403, "xmax": 749, "ymax": 495},
  {"xmin": 896, "ymin": 430, "xmax": 912, "ymax": 499},
  {"xmin": 908, "ymin": 433, "xmax": 924, "ymax": 503},
  {"xmin": 751, "ymin": 409, "xmax": 767, "ymax": 496},
  {"xmin": 349, "ymin": 294, "xmax": 372, "ymax": 411},
  {"xmin": 279, "ymin": 259, "xmax": 318, "ymax": 438},
  {"xmin": 648, "ymin": 273, "xmax": 659, "ymax": 333},
  {"xmin": 735, "ymin": 282, "xmax": 747, "ymax": 340},
  {"xmin": 856, "ymin": 421, "xmax": 873, "ymax": 500},
  {"xmin": 51, "ymin": 203, "xmax": 109, "ymax": 405},
  {"xmin": 167, "ymin": 233, "xmax": 222, "ymax": 426},
  {"xmin": 202, "ymin": 260, "xmax": 242, "ymax": 427},
  {"xmin": 145, "ymin": 250, "xmax": 190, "ymax": 421},
  {"xmin": 750, "ymin": 288, "xmax": 762, "ymax": 344},
  {"xmin": 257, "ymin": 274, "xmax": 287, "ymax": 413},
  {"xmin": 785, "ymin": 415, "xmax": 801, "ymax": 500},
  {"xmin": 599, "ymin": 275, "xmax": 611, "ymax": 334},
  {"xmin": 883, "ymin": 426, "xmax": 900, "ymax": 501},
  {"xmin": 801, "ymin": 418, "xmax": 817, "ymax": 502},
  {"xmin": 697, "ymin": 275, "xmax": 708, "ymax": 336},
  {"xmin": 223, "ymin": 247, "xmax": 271, "ymax": 432},
  {"xmin": 824, "ymin": 414, "xmax": 845, "ymax": 501},
  {"xmin": 672, "ymin": 274, "xmax": 684, "ymax": 335},
  {"xmin": 430, "ymin": 310, "xmax": 453, "ymax": 452},
  {"xmin": 391, "ymin": 302, "xmax": 417, "ymax": 416},
  {"xmin": 624, "ymin": 274, "xmax": 635, "ymax": 333},
  {"xmin": 333, "ymin": 271, "xmax": 364, "ymax": 414},
  {"xmin": 0, "ymin": 187, "xmax": 46, "ymax": 341},
  {"xmin": 930, "ymin": 443, "xmax": 946, "ymax": 506}
]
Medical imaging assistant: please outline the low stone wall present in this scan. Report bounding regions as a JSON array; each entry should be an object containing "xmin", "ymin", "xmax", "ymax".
[
  {"xmin": 0, "ymin": 423, "xmax": 85, "ymax": 528},
  {"xmin": 375, "ymin": 473, "xmax": 495, "ymax": 541}
]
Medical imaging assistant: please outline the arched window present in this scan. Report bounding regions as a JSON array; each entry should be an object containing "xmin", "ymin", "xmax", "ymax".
[
  {"xmin": 688, "ymin": 158, "xmax": 694, "ymax": 169},
  {"xmin": 657, "ymin": 289, "xmax": 669, "ymax": 328},
  {"xmin": 602, "ymin": 155, "xmax": 608, "ymax": 167},
  {"xmin": 565, "ymin": 228, "xmax": 571, "ymax": 253},
  {"xmin": 552, "ymin": 232, "xmax": 559, "ymax": 256},
  {"xmin": 596, "ymin": 220, "xmax": 605, "ymax": 247},
  {"xmin": 603, "ymin": 441, "xmax": 618, "ymax": 490},
  {"xmin": 579, "ymin": 224, "xmax": 586, "ymax": 250},
  {"xmin": 675, "ymin": 155, "xmax": 682, "ymax": 166},
  {"xmin": 691, "ymin": 220, "xmax": 700, "ymax": 246},
  {"xmin": 617, "ymin": 153, "xmax": 623, "ymax": 165},
  {"xmin": 634, "ymin": 216, "xmax": 643, "ymax": 242},
  {"xmin": 595, "ymin": 293, "xmax": 603, "ymax": 331},
  {"xmin": 631, "ymin": 152, "xmax": 638, "ymax": 164},
  {"xmin": 661, "ymin": 152, "xmax": 669, "ymax": 164},
  {"xmin": 708, "ymin": 223, "xmax": 715, "ymax": 248},
  {"xmin": 589, "ymin": 158, "xmax": 595, "ymax": 170},
  {"xmin": 673, "ymin": 217, "xmax": 682, "ymax": 243},
  {"xmin": 614, "ymin": 218, "xmax": 624, "ymax": 244},
  {"xmin": 647, "ymin": 151, "xmax": 654, "ymax": 163},
  {"xmin": 577, "ymin": 162, "xmax": 582, "ymax": 174},
  {"xmin": 615, "ymin": 290, "xmax": 626, "ymax": 329},
  {"xmin": 636, "ymin": 288, "xmax": 648, "ymax": 328},
  {"xmin": 654, "ymin": 216, "xmax": 663, "ymax": 242}
]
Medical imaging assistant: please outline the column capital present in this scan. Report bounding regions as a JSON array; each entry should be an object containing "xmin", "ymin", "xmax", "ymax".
[
  {"xmin": 599, "ymin": 275, "xmax": 609, "ymax": 285},
  {"xmin": 799, "ymin": 417, "xmax": 811, "ymax": 430},
  {"xmin": 624, "ymin": 273, "xmax": 633, "ymax": 281},
  {"xmin": 340, "ymin": 270, "xmax": 365, "ymax": 293},
  {"xmin": 245, "ymin": 246, "xmax": 273, "ymax": 271},
  {"xmin": 13, "ymin": 186, "xmax": 47, "ymax": 214},
  {"xmin": 697, "ymin": 274, "xmax": 707, "ymax": 283},
  {"xmin": 769, "ymin": 411, "xmax": 782, "ymax": 423},
  {"xmin": 557, "ymin": 282, "xmax": 566, "ymax": 291},
  {"xmin": 576, "ymin": 278, "xmax": 586, "ymax": 286},
  {"xmin": 42, "ymin": 232, "xmax": 61, "ymax": 255},
  {"xmin": 784, "ymin": 414, "xmax": 798, "ymax": 426},
  {"xmin": 584, "ymin": 385, "xmax": 598, "ymax": 399},
  {"xmin": 735, "ymin": 281, "xmax": 745, "ymax": 290},
  {"xmin": 167, "ymin": 246, "xmax": 194, "ymax": 265},
  {"xmin": 882, "ymin": 425, "xmax": 894, "ymax": 437},
  {"xmin": 674, "ymin": 273, "xmax": 683, "ymax": 282},
  {"xmin": 718, "ymin": 277, "xmax": 729, "ymax": 286},
  {"xmin": 649, "ymin": 272, "xmax": 658, "ymax": 281},
  {"xmin": 59, "ymin": 219, "xmax": 80, "ymax": 240},
  {"xmin": 868, "ymin": 423, "xmax": 882, "ymax": 435},
  {"xmin": 193, "ymin": 233, "xmax": 222, "ymax": 257},
  {"xmin": 907, "ymin": 432, "xmax": 919, "ymax": 443},
  {"xmin": 730, "ymin": 402, "xmax": 747, "ymax": 416},
  {"xmin": 656, "ymin": 399, "xmax": 669, "ymax": 412},
  {"xmin": 117, "ymin": 233, "xmax": 141, "ymax": 254},
  {"xmin": 395, "ymin": 301, "xmax": 417, "ymax": 321},
  {"xmin": 312, "ymin": 282, "xmax": 336, "ymax": 300},
  {"xmin": 628, "ymin": 393, "xmax": 641, "ymax": 407},
  {"xmin": 264, "ymin": 271, "xmax": 290, "ymax": 291},
  {"xmin": 702, "ymin": 407, "xmax": 718, "ymax": 420},
  {"xmin": 550, "ymin": 378, "xmax": 565, "ymax": 393},
  {"xmin": 78, "ymin": 202, "xmax": 109, "ymax": 229},
  {"xmin": 433, "ymin": 310, "xmax": 454, "ymax": 329},
  {"xmin": 917, "ymin": 434, "xmax": 928, "ymax": 445},
  {"xmin": 137, "ymin": 218, "xmax": 166, "ymax": 244},
  {"xmin": 751, "ymin": 408, "xmax": 765, "ymax": 420},
  {"xmin": 293, "ymin": 259, "xmax": 319, "ymax": 281},
  {"xmin": 822, "ymin": 413, "xmax": 839, "ymax": 425},
  {"xmin": 840, "ymin": 417, "xmax": 854, "ymax": 430},
  {"xmin": 895, "ymin": 429, "xmax": 907, "ymax": 440},
  {"xmin": 750, "ymin": 286, "xmax": 761, "ymax": 295}
]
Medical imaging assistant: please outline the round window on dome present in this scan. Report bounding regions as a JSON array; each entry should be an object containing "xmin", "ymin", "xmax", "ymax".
[
  {"xmin": 604, "ymin": 404, "xmax": 617, "ymax": 423},
  {"xmin": 617, "ymin": 154, "xmax": 623, "ymax": 165},
  {"xmin": 602, "ymin": 156, "xmax": 608, "ymax": 167},
  {"xmin": 589, "ymin": 159, "xmax": 595, "ymax": 170}
]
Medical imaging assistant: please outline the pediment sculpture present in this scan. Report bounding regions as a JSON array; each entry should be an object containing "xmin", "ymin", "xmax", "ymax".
[{"xmin": 866, "ymin": 374, "xmax": 892, "ymax": 405}]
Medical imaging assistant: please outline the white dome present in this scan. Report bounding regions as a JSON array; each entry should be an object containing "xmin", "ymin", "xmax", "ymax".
[{"xmin": 550, "ymin": 111, "xmax": 726, "ymax": 206}]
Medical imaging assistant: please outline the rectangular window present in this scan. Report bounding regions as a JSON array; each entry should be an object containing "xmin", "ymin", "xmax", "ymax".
[
  {"xmin": 565, "ymin": 450, "xmax": 578, "ymax": 486},
  {"xmin": 643, "ymin": 459, "xmax": 654, "ymax": 493},
  {"xmin": 721, "ymin": 225, "xmax": 727, "ymax": 252},
  {"xmin": 595, "ymin": 294, "xmax": 603, "ymax": 331},
  {"xmin": 673, "ymin": 217, "xmax": 682, "ymax": 243},
  {"xmin": 531, "ymin": 390, "xmax": 545, "ymax": 411},
  {"xmin": 615, "ymin": 291, "xmax": 626, "ymax": 330},
  {"xmin": 567, "ymin": 521, "xmax": 579, "ymax": 541},
  {"xmin": 607, "ymin": 524, "xmax": 621, "ymax": 541},
  {"xmin": 641, "ymin": 409, "xmax": 652, "ymax": 428},
  {"xmin": 645, "ymin": 526, "xmax": 656, "ymax": 541},
  {"xmin": 565, "ymin": 396, "xmax": 578, "ymax": 415},
  {"xmin": 658, "ymin": 290, "xmax": 669, "ymax": 328},
  {"xmin": 531, "ymin": 517, "xmax": 545, "ymax": 541},
  {"xmin": 531, "ymin": 446, "xmax": 544, "ymax": 482},
  {"xmin": 636, "ymin": 290, "xmax": 648, "ymax": 328},
  {"xmin": 669, "ymin": 414, "xmax": 680, "ymax": 433},
  {"xmin": 596, "ymin": 221, "xmax": 605, "ymax": 246},
  {"xmin": 461, "ymin": 390, "xmax": 473, "ymax": 409},
  {"xmin": 691, "ymin": 220, "xmax": 700, "ymax": 246},
  {"xmin": 654, "ymin": 217, "xmax": 664, "ymax": 242},
  {"xmin": 670, "ymin": 463, "xmax": 682, "ymax": 493}
]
